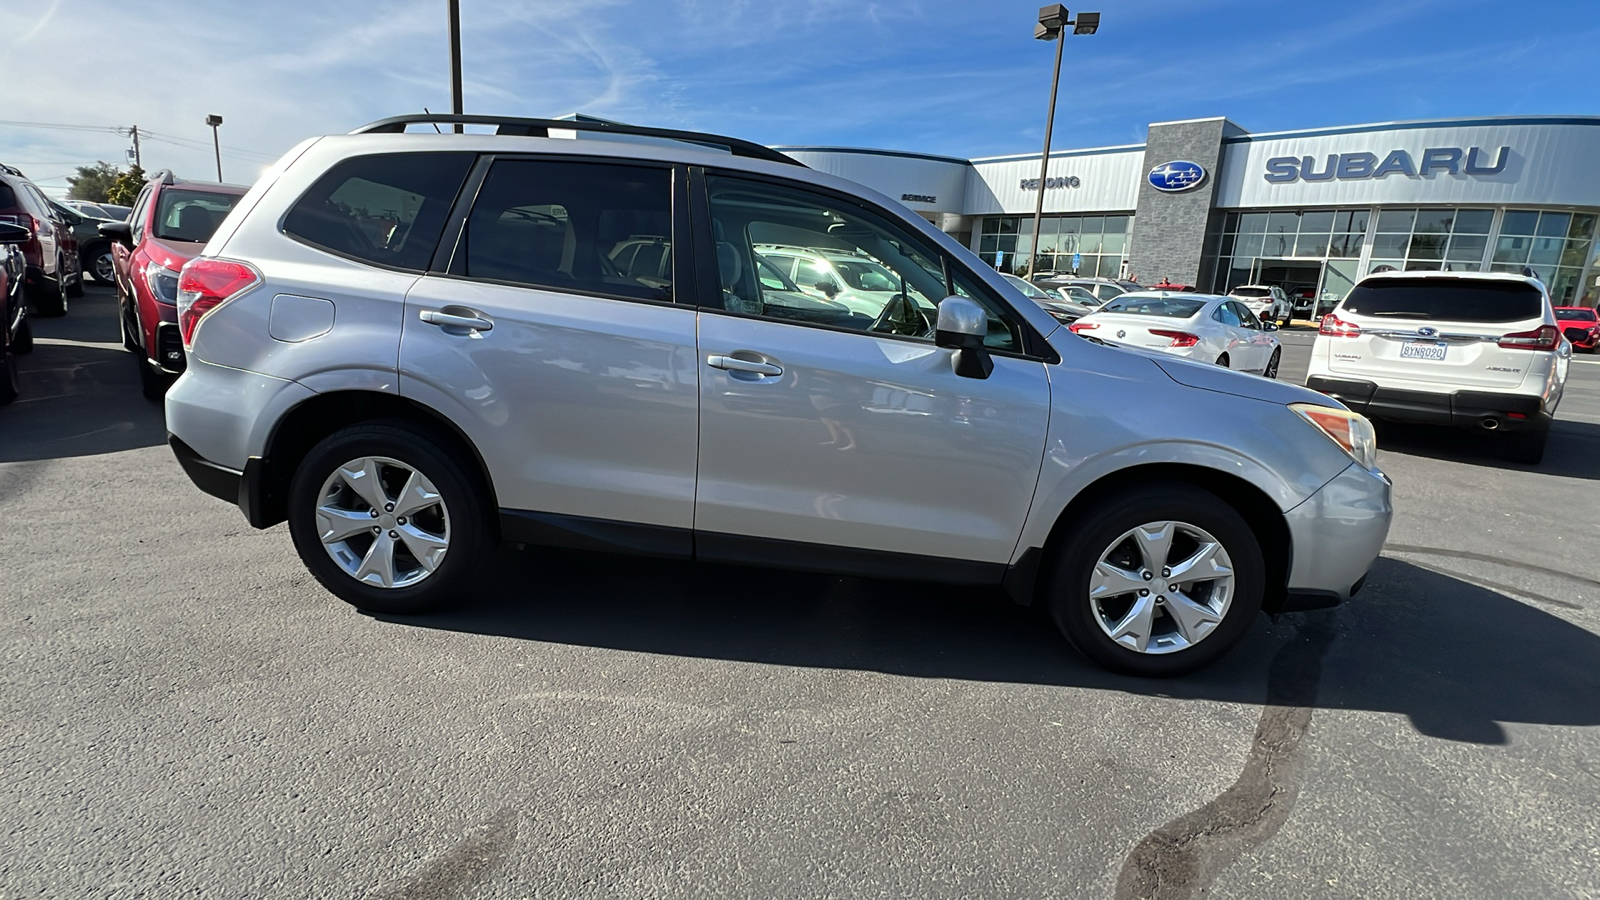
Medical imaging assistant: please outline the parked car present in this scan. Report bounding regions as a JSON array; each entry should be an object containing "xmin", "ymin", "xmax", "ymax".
[
  {"xmin": 163, "ymin": 113, "xmax": 1389, "ymax": 677},
  {"xmin": 1035, "ymin": 275, "xmax": 1127, "ymax": 305},
  {"xmin": 61, "ymin": 199, "xmax": 132, "ymax": 221},
  {"xmin": 755, "ymin": 243, "xmax": 922, "ymax": 317},
  {"xmin": 1307, "ymin": 272, "xmax": 1569, "ymax": 463},
  {"xmin": 1070, "ymin": 292, "xmax": 1282, "ymax": 377},
  {"xmin": 50, "ymin": 200, "xmax": 117, "ymax": 285},
  {"xmin": 1002, "ymin": 273, "xmax": 1094, "ymax": 324},
  {"xmin": 1553, "ymin": 306, "xmax": 1599, "ymax": 352},
  {"xmin": 1283, "ymin": 284, "xmax": 1320, "ymax": 318},
  {"xmin": 1147, "ymin": 279, "xmax": 1197, "ymax": 292},
  {"xmin": 1228, "ymin": 285, "xmax": 1292, "ymax": 327},
  {"xmin": 0, "ymin": 166, "xmax": 81, "ymax": 316},
  {"xmin": 0, "ymin": 221, "xmax": 34, "ymax": 403},
  {"xmin": 98, "ymin": 170, "xmax": 246, "ymax": 398}
]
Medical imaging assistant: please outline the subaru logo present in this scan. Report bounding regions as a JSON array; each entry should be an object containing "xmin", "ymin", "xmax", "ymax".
[
  {"xmin": 1116, "ymin": 329, "xmax": 1127, "ymax": 339},
  {"xmin": 1416, "ymin": 326, "xmax": 1438, "ymax": 337},
  {"xmin": 1148, "ymin": 160, "xmax": 1207, "ymax": 193}
]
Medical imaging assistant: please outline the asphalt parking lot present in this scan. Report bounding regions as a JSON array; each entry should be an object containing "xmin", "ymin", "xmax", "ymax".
[{"xmin": 4, "ymin": 285, "xmax": 1599, "ymax": 900}]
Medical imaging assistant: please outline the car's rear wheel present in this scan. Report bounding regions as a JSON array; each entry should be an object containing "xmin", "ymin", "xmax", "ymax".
[
  {"xmin": 31, "ymin": 271, "xmax": 67, "ymax": 317},
  {"xmin": 64, "ymin": 267, "xmax": 84, "ymax": 299},
  {"xmin": 287, "ymin": 422, "xmax": 491, "ymax": 615},
  {"xmin": 13, "ymin": 317, "xmax": 32, "ymax": 354},
  {"xmin": 1502, "ymin": 426, "xmax": 1549, "ymax": 465},
  {"xmin": 86, "ymin": 244, "xmax": 116, "ymax": 284},
  {"xmin": 1264, "ymin": 348, "xmax": 1281, "ymax": 379},
  {"xmin": 1045, "ymin": 483, "xmax": 1265, "ymax": 676}
]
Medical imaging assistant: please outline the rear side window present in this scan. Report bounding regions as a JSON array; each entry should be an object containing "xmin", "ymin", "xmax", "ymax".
[
  {"xmin": 153, "ymin": 189, "xmax": 242, "ymax": 242},
  {"xmin": 0, "ymin": 181, "xmax": 17, "ymax": 212},
  {"xmin": 283, "ymin": 152, "xmax": 474, "ymax": 271},
  {"xmin": 462, "ymin": 159, "xmax": 673, "ymax": 303},
  {"xmin": 1341, "ymin": 278, "xmax": 1544, "ymax": 323}
]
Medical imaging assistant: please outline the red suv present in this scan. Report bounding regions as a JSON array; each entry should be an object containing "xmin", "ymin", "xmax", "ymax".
[
  {"xmin": 1554, "ymin": 306, "xmax": 1599, "ymax": 352},
  {"xmin": 0, "ymin": 163, "xmax": 83, "ymax": 317},
  {"xmin": 100, "ymin": 171, "xmax": 246, "ymax": 398}
]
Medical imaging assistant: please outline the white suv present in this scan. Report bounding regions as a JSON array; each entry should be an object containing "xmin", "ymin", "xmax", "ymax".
[
  {"xmin": 164, "ymin": 114, "xmax": 1392, "ymax": 676},
  {"xmin": 1228, "ymin": 285, "xmax": 1291, "ymax": 327},
  {"xmin": 1306, "ymin": 271, "xmax": 1570, "ymax": 463}
]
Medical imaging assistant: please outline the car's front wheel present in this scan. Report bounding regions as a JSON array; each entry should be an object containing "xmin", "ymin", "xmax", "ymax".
[
  {"xmin": 1264, "ymin": 348, "xmax": 1281, "ymax": 379},
  {"xmin": 287, "ymin": 422, "xmax": 491, "ymax": 615},
  {"xmin": 1045, "ymin": 483, "xmax": 1265, "ymax": 676},
  {"xmin": 86, "ymin": 244, "xmax": 116, "ymax": 284}
]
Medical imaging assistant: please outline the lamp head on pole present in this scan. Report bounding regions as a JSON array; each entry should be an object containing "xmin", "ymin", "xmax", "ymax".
[
  {"xmin": 1072, "ymin": 11, "xmax": 1100, "ymax": 34},
  {"xmin": 205, "ymin": 114, "xmax": 223, "ymax": 127},
  {"xmin": 1035, "ymin": 4, "xmax": 1067, "ymax": 39}
]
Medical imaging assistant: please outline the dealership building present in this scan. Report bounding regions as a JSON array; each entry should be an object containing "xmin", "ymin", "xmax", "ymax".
[{"xmin": 776, "ymin": 115, "xmax": 1600, "ymax": 308}]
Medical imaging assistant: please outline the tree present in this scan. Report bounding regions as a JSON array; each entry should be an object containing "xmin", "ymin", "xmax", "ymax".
[
  {"xmin": 66, "ymin": 162, "xmax": 123, "ymax": 202},
  {"xmin": 105, "ymin": 165, "xmax": 146, "ymax": 207}
]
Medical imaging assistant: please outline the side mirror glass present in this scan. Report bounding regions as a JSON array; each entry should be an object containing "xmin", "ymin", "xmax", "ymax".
[
  {"xmin": 0, "ymin": 222, "xmax": 29, "ymax": 244},
  {"xmin": 934, "ymin": 296, "xmax": 993, "ymax": 379}
]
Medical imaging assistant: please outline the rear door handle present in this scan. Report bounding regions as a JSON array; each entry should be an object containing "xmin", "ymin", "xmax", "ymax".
[
  {"xmin": 420, "ymin": 309, "xmax": 494, "ymax": 332},
  {"xmin": 706, "ymin": 354, "xmax": 783, "ymax": 376}
]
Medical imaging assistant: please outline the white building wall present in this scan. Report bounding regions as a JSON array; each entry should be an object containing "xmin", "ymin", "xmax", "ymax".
[
  {"xmin": 774, "ymin": 148, "xmax": 970, "ymax": 218},
  {"xmin": 966, "ymin": 146, "xmax": 1146, "ymax": 216}
]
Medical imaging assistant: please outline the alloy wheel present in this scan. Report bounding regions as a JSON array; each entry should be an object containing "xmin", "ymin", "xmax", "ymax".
[
  {"xmin": 315, "ymin": 456, "xmax": 451, "ymax": 589},
  {"xmin": 1264, "ymin": 348, "xmax": 1280, "ymax": 379},
  {"xmin": 1087, "ymin": 520, "xmax": 1234, "ymax": 655},
  {"xmin": 93, "ymin": 251, "xmax": 116, "ymax": 284}
]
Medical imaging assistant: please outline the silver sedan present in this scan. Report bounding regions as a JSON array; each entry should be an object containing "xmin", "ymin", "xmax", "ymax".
[{"xmin": 1069, "ymin": 292, "xmax": 1283, "ymax": 377}]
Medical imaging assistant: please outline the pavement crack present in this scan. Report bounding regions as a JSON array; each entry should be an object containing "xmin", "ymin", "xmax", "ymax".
[{"xmin": 1112, "ymin": 616, "xmax": 1335, "ymax": 900}]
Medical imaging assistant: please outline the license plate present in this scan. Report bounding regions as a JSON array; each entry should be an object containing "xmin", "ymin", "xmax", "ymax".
[{"xmin": 1399, "ymin": 341, "xmax": 1448, "ymax": 361}]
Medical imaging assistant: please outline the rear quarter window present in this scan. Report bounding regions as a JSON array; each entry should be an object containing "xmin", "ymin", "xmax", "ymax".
[
  {"xmin": 282, "ymin": 152, "xmax": 475, "ymax": 271},
  {"xmin": 1341, "ymin": 278, "xmax": 1544, "ymax": 323}
]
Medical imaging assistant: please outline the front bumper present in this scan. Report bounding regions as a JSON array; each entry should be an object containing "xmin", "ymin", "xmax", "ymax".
[
  {"xmin": 1283, "ymin": 462, "xmax": 1392, "ymax": 607},
  {"xmin": 1306, "ymin": 375, "xmax": 1550, "ymax": 431}
]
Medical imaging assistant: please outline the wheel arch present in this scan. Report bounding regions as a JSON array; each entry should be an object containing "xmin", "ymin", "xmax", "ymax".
[
  {"xmin": 1029, "ymin": 462, "xmax": 1292, "ymax": 614},
  {"xmin": 254, "ymin": 390, "xmax": 499, "ymax": 532}
]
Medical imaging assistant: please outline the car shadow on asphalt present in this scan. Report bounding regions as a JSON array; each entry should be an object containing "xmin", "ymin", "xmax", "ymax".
[
  {"xmin": 384, "ymin": 550, "xmax": 1600, "ymax": 746},
  {"xmin": 0, "ymin": 338, "xmax": 166, "ymax": 463},
  {"xmin": 1376, "ymin": 418, "xmax": 1600, "ymax": 480}
]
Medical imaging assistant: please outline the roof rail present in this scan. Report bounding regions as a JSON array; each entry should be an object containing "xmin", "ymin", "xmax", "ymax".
[
  {"xmin": 350, "ymin": 114, "xmax": 804, "ymax": 168},
  {"xmin": 146, "ymin": 168, "xmax": 177, "ymax": 185}
]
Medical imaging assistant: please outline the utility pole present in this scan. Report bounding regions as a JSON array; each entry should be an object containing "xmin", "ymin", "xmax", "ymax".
[
  {"xmin": 448, "ymin": 0, "xmax": 464, "ymax": 133},
  {"xmin": 129, "ymin": 126, "xmax": 141, "ymax": 168}
]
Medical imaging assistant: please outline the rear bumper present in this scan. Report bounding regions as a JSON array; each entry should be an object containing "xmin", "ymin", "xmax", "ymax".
[
  {"xmin": 1306, "ymin": 375, "xmax": 1551, "ymax": 431},
  {"xmin": 169, "ymin": 434, "xmax": 276, "ymax": 528}
]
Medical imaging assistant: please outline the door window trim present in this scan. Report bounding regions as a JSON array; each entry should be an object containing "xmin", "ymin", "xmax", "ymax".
[
  {"xmin": 432, "ymin": 153, "xmax": 693, "ymax": 308},
  {"xmin": 688, "ymin": 166, "xmax": 1057, "ymax": 362}
]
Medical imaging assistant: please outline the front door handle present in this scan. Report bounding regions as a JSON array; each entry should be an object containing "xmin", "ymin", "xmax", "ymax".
[
  {"xmin": 706, "ymin": 354, "xmax": 783, "ymax": 376},
  {"xmin": 420, "ymin": 309, "xmax": 494, "ymax": 332}
]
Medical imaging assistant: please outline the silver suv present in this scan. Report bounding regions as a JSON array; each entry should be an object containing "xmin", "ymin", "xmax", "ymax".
[{"xmin": 166, "ymin": 115, "xmax": 1391, "ymax": 676}]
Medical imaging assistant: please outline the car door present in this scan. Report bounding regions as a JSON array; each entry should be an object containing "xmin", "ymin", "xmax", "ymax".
[
  {"xmin": 1229, "ymin": 301, "xmax": 1275, "ymax": 372},
  {"xmin": 690, "ymin": 171, "xmax": 1052, "ymax": 572},
  {"xmin": 400, "ymin": 156, "xmax": 701, "ymax": 552}
]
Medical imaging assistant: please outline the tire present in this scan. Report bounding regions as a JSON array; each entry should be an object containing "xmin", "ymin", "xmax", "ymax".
[
  {"xmin": 1502, "ymin": 427, "xmax": 1549, "ymax": 465},
  {"xmin": 119, "ymin": 290, "xmax": 138, "ymax": 352},
  {"xmin": 13, "ymin": 316, "xmax": 32, "ymax": 355},
  {"xmin": 0, "ymin": 335, "xmax": 17, "ymax": 405},
  {"xmin": 65, "ymin": 269, "xmax": 84, "ymax": 299},
  {"xmin": 1216, "ymin": 353, "xmax": 1230, "ymax": 368},
  {"xmin": 1263, "ymin": 348, "xmax": 1281, "ymax": 379},
  {"xmin": 1044, "ymin": 482, "xmax": 1265, "ymax": 677},
  {"xmin": 287, "ymin": 421, "xmax": 491, "ymax": 615},
  {"xmin": 86, "ymin": 244, "xmax": 116, "ymax": 284},
  {"xmin": 31, "ymin": 273, "xmax": 67, "ymax": 318},
  {"xmin": 137, "ymin": 352, "xmax": 168, "ymax": 400}
]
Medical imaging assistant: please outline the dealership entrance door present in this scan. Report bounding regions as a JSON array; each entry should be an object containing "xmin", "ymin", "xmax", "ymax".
[{"xmin": 1251, "ymin": 258, "xmax": 1326, "ymax": 317}]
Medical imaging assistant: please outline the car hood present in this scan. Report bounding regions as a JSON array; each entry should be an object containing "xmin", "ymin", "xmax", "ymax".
[
  {"xmin": 1151, "ymin": 353, "xmax": 1339, "ymax": 408},
  {"xmin": 143, "ymin": 236, "xmax": 204, "ymax": 273}
]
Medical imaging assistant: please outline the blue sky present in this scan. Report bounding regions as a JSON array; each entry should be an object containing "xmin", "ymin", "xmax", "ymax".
[{"xmin": 2, "ymin": 0, "xmax": 1595, "ymax": 194}]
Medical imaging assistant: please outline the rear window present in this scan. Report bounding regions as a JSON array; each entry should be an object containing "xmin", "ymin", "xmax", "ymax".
[
  {"xmin": 283, "ymin": 152, "xmax": 475, "ymax": 271},
  {"xmin": 1231, "ymin": 287, "xmax": 1270, "ymax": 297},
  {"xmin": 0, "ymin": 181, "xmax": 17, "ymax": 211},
  {"xmin": 153, "ymin": 189, "xmax": 243, "ymax": 242},
  {"xmin": 1555, "ymin": 308, "xmax": 1597, "ymax": 322},
  {"xmin": 1341, "ymin": 278, "xmax": 1544, "ymax": 323},
  {"xmin": 1100, "ymin": 295, "xmax": 1206, "ymax": 318}
]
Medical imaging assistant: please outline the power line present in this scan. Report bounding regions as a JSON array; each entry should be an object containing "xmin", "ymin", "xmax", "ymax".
[{"xmin": 0, "ymin": 119, "xmax": 127, "ymax": 134}]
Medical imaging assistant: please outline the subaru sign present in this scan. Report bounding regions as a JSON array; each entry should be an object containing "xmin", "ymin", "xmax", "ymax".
[
  {"xmin": 1263, "ymin": 146, "xmax": 1511, "ymax": 183},
  {"xmin": 1148, "ymin": 160, "xmax": 1207, "ymax": 193}
]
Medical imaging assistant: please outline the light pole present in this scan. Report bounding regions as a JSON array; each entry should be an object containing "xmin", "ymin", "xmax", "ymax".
[
  {"xmin": 205, "ymin": 114, "xmax": 224, "ymax": 181},
  {"xmin": 1028, "ymin": 6, "xmax": 1098, "ymax": 278},
  {"xmin": 448, "ymin": 0, "xmax": 464, "ymax": 133}
]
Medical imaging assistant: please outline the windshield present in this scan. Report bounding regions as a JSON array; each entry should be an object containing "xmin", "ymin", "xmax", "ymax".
[
  {"xmin": 1003, "ymin": 274, "xmax": 1053, "ymax": 300},
  {"xmin": 1231, "ymin": 287, "xmax": 1270, "ymax": 298},
  {"xmin": 1341, "ymin": 278, "xmax": 1544, "ymax": 323},
  {"xmin": 1060, "ymin": 286, "xmax": 1100, "ymax": 305},
  {"xmin": 1555, "ymin": 308, "xmax": 1597, "ymax": 322},
  {"xmin": 1100, "ymin": 295, "xmax": 1207, "ymax": 318},
  {"xmin": 832, "ymin": 259, "xmax": 900, "ymax": 292},
  {"xmin": 153, "ymin": 189, "xmax": 242, "ymax": 243}
]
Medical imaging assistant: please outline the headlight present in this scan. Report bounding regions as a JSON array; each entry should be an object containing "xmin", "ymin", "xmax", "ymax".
[
  {"xmin": 1290, "ymin": 402, "xmax": 1378, "ymax": 470},
  {"xmin": 144, "ymin": 260, "xmax": 180, "ymax": 304}
]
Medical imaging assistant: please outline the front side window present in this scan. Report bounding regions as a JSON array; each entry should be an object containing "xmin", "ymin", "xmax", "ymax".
[
  {"xmin": 153, "ymin": 189, "xmax": 242, "ymax": 243},
  {"xmin": 283, "ymin": 152, "xmax": 475, "ymax": 271},
  {"xmin": 463, "ymin": 159, "xmax": 673, "ymax": 303},
  {"xmin": 129, "ymin": 185, "xmax": 153, "ymax": 242},
  {"xmin": 706, "ymin": 175, "xmax": 1020, "ymax": 352},
  {"xmin": 1213, "ymin": 302, "xmax": 1243, "ymax": 327}
]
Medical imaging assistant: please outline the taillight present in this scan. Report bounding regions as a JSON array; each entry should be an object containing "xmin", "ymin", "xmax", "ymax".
[
  {"xmin": 1498, "ymin": 324, "xmax": 1559, "ymax": 351},
  {"xmin": 176, "ymin": 258, "xmax": 259, "ymax": 349},
  {"xmin": 1068, "ymin": 321, "xmax": 1098, "ymax": 333},
  {"xmin": 1149, "ymin": 329, "xmax": 1200, "ymax": 347},
  {"xmin": 1320, "ymin": 313, "xmax": 1361, "ymax": 337}
]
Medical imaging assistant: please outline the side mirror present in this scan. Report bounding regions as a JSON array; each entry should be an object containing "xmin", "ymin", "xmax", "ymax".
[
  {"xmin": 0, "ymin": 222, "xmax": 29, "ymax": 244},
  {"xmin": 98, "ymin": 219, "xmax": 133, "ymax": 248},
  {"xmin": 1262, "ymin": 321, "xmax": 1278, "ymax": 332},
  {"xmin": 934, "ymin": 296, "xmax": 993, "ymax": 379},
  {"xmin": 814, "ymin": 279, "xmax": 839, "ymax": 298}
]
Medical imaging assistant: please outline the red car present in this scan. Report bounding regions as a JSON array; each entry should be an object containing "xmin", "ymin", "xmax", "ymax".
[
  {"xmin": 1554, "ymin": 306, "xmax": 1599, "ymax": 352},
  {"xmin": 1148, "ymin": 279, "xmax": 1197, "ymax": 292},
  {"xmin": 0, "ymin": 163, "xmax": 83, "ymax": 317},
  {"xmin": 100, "ymin": 171, "xmax": 246, "ymax": 398}
]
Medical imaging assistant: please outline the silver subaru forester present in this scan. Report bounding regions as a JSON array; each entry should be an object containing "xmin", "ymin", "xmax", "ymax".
[{"xmin": 165, "ymin": 115, "xmax": 1391, "ymax": 676}]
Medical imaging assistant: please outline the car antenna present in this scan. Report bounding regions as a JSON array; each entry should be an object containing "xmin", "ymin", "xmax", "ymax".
[{"xmin": 421, "ymin": 108, "xmax": 444, "ymax": 134}]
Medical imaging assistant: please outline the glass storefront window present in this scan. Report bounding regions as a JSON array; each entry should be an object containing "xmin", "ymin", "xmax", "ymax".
[
  {"xmin": 978, "ymin": 213, "xmax": 1134, "ymax": 279},
  {"xmin": 1377, "ymin": 209, "xmax": 1416, "ymax": 232},
  {"xmin": 1299, "ymin": 210, "xmax": 1336, "ymax": 234},
  {"xmin": 1454, "ymin": 209, "xmax": 1493, "ymax": 234},
  {"xmin": 1500, "ymin": 211, "xmax": 1539, "ymax": 235},
  {"xmin": 1414, "ymin": 209, "xmax": 1454, "ymax": 234},
  {"xmin": 1372, "ymin": 233, "xmax": 1410, "ymax": 257},
  {"xmin": 1447, "ymin": 234, "xmax": 1487, "ymax": 263},
  {"xmin": 1535, "ymin": 212, "xmax": 1571, "ymax": 237},
  {"xmin": 1295, "ymin": 232, "xmax": 1329, "ymax": 258}
]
